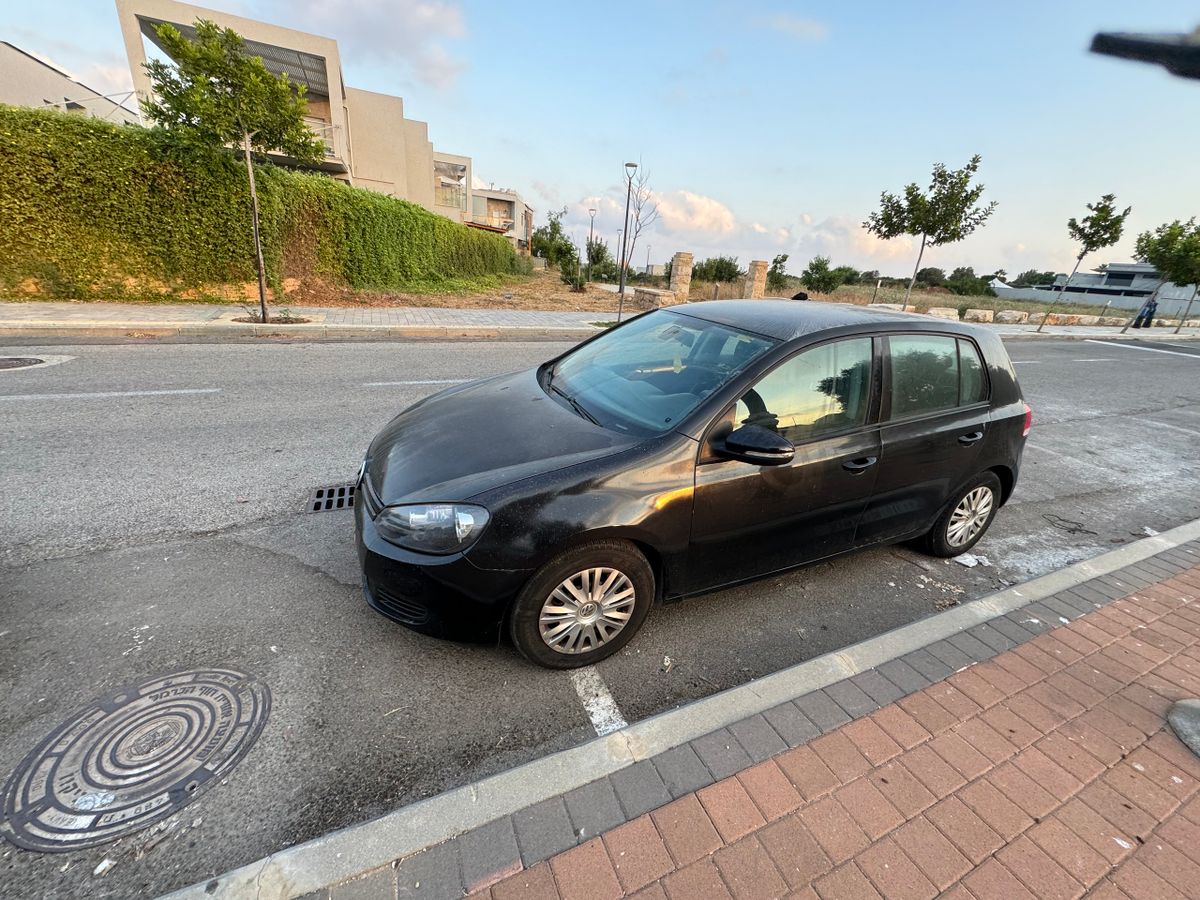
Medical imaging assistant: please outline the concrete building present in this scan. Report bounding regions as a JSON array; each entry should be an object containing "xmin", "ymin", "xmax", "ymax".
[
  {"xmin": 0, "ymin": 41, "xmax": 140, "ymax": 124},
  {"xmin": 113, "ymin": 0, "xmax": 474, "ymax": 222},
  {"xmin": 992, "ymin": 262, "xmax": 1198, "ymax": 315},
  {"xmin": 470, "ymin": 186, "xmax": 534, "ymax": 254}
]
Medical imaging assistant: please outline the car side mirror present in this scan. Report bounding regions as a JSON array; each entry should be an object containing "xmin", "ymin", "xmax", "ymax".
[{"xmin": 716, "ymin": 424, "xmax": 795, "ymax": 466}]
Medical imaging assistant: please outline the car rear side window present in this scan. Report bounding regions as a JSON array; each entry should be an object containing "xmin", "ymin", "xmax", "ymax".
[
  {"xmin": 959, "ymin": 338, "xmax": 988, "ymax": 404},
  {"xmin": 735, "ymin": 337, "xmax": 873, "ymax": 442},
  {"xmin": 888, "ymin": 335, "xmax": 959, "ymax": 417}
]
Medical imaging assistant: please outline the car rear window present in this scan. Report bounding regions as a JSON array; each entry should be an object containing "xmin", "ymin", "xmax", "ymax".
[
  {"xmin": 886, "ymin": 334, "xmax": 988, "ymax": 418},
  {"xmin": 959, "ymin": 338, "xmax": 988, "ymax": 404}
]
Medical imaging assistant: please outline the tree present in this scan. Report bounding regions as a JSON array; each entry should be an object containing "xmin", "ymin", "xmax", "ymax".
[
  {"xmin": 693, "ymin": 256, "xmax": 743, "ymax": 283},
  {"xmin": 767, "ymin": 254, "xmax": 790, "ymax": 291},
  {"xmin": 831, "ymin": 265, "xmax": 861, "ymax": 286},
  {"xmin": 142, "ymin": 19, "xmax": 324, "ymax": 323},
  {"xmin": 1134, "ymin": 219, "xmax": 1200, "ymax": 334},
  {"xmin": 587, "ymin": 237, "xmax": 619, "ymax": 281},
  {"xmin": 621, "ymin": 168, "xmax": 659, "ymax": 285},
  {"xmin": 915, "ymin": 267, "xmax": 946, "ymax": 287},
  {"xmin": 800, "ymin": 255, "xmax": 843, "ymax": 294},
  {"xmin": 1037, "ymin": 193, "xmax": 1131, "ymax": 332},
  {"xmin": 1012, "ymin": 269, "xmax": 1058, "ymax": 287},
  {"xmin": 531, "ymin": 207, "xmax": 579, "ymax": 269},
  {"xmin": 946, "ymin": 266, "xmax": 993, "ymax": 296},
  {"xmin": 863, "ymin": 155, "xmax": 998, "ymax": 304}
]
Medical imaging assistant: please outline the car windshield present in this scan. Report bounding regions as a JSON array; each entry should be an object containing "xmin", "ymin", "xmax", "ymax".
[{"xmin": 547, "ymin": 310, "xmax": 777, "ymax": 435}]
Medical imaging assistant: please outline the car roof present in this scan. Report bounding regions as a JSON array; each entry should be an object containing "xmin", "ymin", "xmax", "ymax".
[{"xmin": 669, "ymin": 299, "xmax": 980, "ymax": 342}]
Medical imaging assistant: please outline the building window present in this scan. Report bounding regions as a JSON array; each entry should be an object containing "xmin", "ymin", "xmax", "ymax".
[{"xmin": 434, "ymin": 160, "xmax": 467, "ymax": 210}]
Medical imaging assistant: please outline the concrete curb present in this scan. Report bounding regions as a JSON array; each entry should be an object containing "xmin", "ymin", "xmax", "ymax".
[
  {"xmin": 1000, "ymin": 330, "xmax": 1200, "ymax": 342},
  {"xmin": 161, "ymin": 514, "xmax": 1200, "ymax": 900},
  {"xmin": 0, "ymin": 323, "xmax": 601, "ymax": 342}
]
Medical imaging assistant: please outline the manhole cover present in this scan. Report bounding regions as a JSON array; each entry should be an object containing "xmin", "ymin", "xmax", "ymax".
[
  {"xmin": 1, "ymin": 668, "xmax": 270, "ymax": 852},
  {"xmin": 0, "ymin": 357, "xmax": 44, "ymax": 370}
]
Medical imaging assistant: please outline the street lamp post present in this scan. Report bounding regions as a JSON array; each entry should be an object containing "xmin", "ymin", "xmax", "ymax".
[
  {"xmin": 617, "ymin": 161, "xmax": 637, "ymax": 322},
  {"xmin": 587, "ymin": 208, "xmax": 597, "ymax": 282}
]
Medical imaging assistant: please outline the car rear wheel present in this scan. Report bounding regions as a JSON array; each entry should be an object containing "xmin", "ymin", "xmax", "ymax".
[
  {"xmin": 920, "ymin": 472, "xmax": 1002, "ymax": 558},
  {"xmin": 509, "ymin": 540, "xmax": 654, "ymax": 669}
]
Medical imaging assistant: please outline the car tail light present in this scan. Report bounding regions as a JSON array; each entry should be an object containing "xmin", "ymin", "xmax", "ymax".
[{"xmin": 1022, "ymin": 402, "xmax": 1032, "ymax": 437}]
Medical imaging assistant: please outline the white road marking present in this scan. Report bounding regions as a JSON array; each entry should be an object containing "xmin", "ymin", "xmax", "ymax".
[
  {"xmin": 0, "ymin": 388, "xmax": 220, "ymax": 401},
  {"xmin": 1084, "ymin": 340, "xmax": 1200, "ymax": 359},
  {"xmin": 362, "ymin": 379, "xmax": 471, "ymax": 386},
  {"xmin": 571, "ymin": 666, "xmax": 628, "ymax": 737},
  {"xmin": 1071, "ymin": 358, "xmax": 1117, "ymax": 363},
  {"xmin": 1011, "ymin": 360, "xmax": 1040, "ymax": 365},
  {"xmin": 1132, "ymin": 416, "xmax": 1200, "ymax": 438}
]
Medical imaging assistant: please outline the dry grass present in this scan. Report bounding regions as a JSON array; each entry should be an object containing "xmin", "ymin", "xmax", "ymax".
[
  {"xmin": 269, "ymin": 269, "xmax": 627, "ymax": 312},
  {"xmin": 826, "ymin": 283, "xmax": 1123, "ymax": 318}
]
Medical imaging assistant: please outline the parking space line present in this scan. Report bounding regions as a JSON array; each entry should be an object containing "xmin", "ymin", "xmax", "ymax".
[
  {"xmin": 1071, "ymin": 358, "xmax": 1117, "ymax": 363},
  {"xmin": 1084, "ymin": 340, "xmax": 1200, "ymax": 359},
  {"xmin": 1132, "ymin": 416, "xmax": 1200, "ymax": 438},
  {"xmin": 570, "ymin": 666, "xmax": 628, "ymax": 737},
  {"xmin": 363, "ymin": 379, "xmax": 471, "ymax": 386},
  {"xmin": 0, "ymin": 388, "xmax": 220, "ymax": 401}
]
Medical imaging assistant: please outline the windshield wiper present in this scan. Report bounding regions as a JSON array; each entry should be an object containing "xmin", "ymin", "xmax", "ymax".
[{"xmin": 549, "ymin": 382, "xmax": 601, "ymax": 426}]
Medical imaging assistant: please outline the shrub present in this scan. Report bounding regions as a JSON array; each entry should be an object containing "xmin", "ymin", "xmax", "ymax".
[
  {"xmin": 0, "ymin": 106, "xmax": 523, "ymax": 299},
  {"xmin": 800, "ymin": 255, "xmax": 843, "ymax": 294},
  {"xmin": 692, "ymin": 256, "xmax": 743, "ymax": 283}
]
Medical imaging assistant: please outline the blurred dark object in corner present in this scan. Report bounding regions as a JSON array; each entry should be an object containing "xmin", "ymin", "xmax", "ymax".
[{"xmin": 1091, "ymin": 26, "xmax": 1200, "ymax": 80}]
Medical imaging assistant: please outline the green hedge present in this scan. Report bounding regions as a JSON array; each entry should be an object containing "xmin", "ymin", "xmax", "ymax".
[{"xmin": 0, "ymin": 106, "xmax": 524, "ymax": 300}]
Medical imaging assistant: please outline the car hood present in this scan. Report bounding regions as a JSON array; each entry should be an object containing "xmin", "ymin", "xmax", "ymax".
[{"xmin": 366, "ymin": 368, "xmax": 636, "ymax": 503}]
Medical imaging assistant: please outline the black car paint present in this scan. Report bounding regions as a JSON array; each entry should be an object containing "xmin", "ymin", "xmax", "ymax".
[{"xmin": 356, "ymin": 301, "xmax": 1026, "ymax": 639}]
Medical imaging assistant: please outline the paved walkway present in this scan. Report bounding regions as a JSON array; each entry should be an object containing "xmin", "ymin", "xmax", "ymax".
[
  {"xmin": 0, "ymin": 302, "xmax": 603, "ymax": 328},
  {"xmin": 314, "ymin": 546, "xmax": 1200, "ymax": 900},
  {"xmin": 1, "ymin": 301, "xmax": 1197, "ymax": 340}
]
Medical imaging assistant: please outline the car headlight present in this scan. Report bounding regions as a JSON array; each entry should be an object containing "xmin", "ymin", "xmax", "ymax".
[{"xmin": 373, "ymin": 503, "xmax": 490, "ymax": 554}]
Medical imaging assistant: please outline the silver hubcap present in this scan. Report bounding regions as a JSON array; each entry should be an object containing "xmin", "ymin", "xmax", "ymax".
[
  {"xmin": 947, "ymin": 486, "xmax": 994, "ymax": 548},
  {"xmin": 539, "ymin": 567, "xmax": 636, "ymax": 654}
]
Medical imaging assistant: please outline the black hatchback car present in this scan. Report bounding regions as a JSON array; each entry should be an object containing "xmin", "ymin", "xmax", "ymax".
[{"xmin": 356, "ymin": 301, "xmax": 1030, "ymax": 668}]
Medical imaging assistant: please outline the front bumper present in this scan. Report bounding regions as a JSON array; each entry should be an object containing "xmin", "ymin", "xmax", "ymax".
[{"xmin": 354, "ymin": 488, "xmax": 529, "ymax": 640}]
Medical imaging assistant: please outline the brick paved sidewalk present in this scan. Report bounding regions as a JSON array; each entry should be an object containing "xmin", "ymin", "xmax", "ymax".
[{"xmin": 461, "ymin": 564, "xmax": 1200, "ymax": 900}]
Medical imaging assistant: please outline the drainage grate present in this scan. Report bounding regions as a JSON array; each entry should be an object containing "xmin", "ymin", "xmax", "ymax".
[
  {"xmin": 308, "ymin": 483, "xmax": 356, "ymax": 513},
  {"xmin": 0, "ymin": 357, "xmax": 44, "ymax": 370}
]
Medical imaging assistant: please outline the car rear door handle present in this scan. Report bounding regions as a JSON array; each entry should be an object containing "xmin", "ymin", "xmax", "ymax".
[
  {"xmin": 958, "ymin": 431, "xmax": 984, "ymax": 446},
  {"xmin": 842, "ymin": 456, "xmax": 877, "ymax": 474}
]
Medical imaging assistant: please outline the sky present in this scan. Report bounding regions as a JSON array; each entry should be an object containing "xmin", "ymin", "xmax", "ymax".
[{"xmin": 5, "ymin": 0, "xmax": 1200, "ymax": 278}]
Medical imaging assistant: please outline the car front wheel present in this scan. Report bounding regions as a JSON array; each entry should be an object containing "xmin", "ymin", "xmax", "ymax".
[
  {"xmin": 509, "ymin": 540, "xmax": 654, "ymax": 669},
  {"xmin": 921, "ymin": 472, "xmax": 1002, "ymax": 558}
]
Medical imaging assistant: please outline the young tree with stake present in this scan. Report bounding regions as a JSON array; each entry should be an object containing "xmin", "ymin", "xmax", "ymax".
[
  {"xmin": 141, "ymin": 19, "xmax": 324, "ymax": 323},
  {"xmin": 863, "ymin": 155, "xmax": 997, "ymax": 305},
  {"xmin": 1132, "ymin": 219, "xmax": 1200, "ymax": 335},
  {"xmin": 1037, "ymin": 194, "xmax": 1131, "ymax": 332}
]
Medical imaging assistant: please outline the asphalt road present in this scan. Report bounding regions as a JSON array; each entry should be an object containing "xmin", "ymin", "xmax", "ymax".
[{"xmin": 2, "ymin": 335, "xmax": 1200, "ymax": 898}]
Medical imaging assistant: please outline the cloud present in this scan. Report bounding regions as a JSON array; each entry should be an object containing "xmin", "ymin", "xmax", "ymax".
[
  {"xmin": 257, "ymin": 0, "xmax": 467, "ymax": 88},
  {"xmin": 655, "ymin": 190, "xmax": 737, "ymax": 236},
  {"xmin": 754, "ymin": 14, "xmax": 830, "ymax": 42}
]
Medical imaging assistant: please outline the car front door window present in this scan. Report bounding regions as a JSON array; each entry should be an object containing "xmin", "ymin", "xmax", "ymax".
[{"xmin": 734, "ymin": 338, "xmax": 873, "ymax": 443}]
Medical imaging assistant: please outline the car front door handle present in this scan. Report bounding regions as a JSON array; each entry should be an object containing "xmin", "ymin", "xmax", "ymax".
[
  {"xmin": 842, "ymin": 456, "xmax": 878, "ymax": 474},
  {"xmin": 958, "ymin": 431, "xmax": 984, "ymax": 446}
]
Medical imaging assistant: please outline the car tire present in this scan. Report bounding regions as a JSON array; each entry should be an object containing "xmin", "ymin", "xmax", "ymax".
[
  {"xmin": 920, "ymin": 471, "xmax": 1002, "ymax": 558},
  {"xmin": 509, "ymin": 539, "xmax": 654, "ymax": 669}
]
